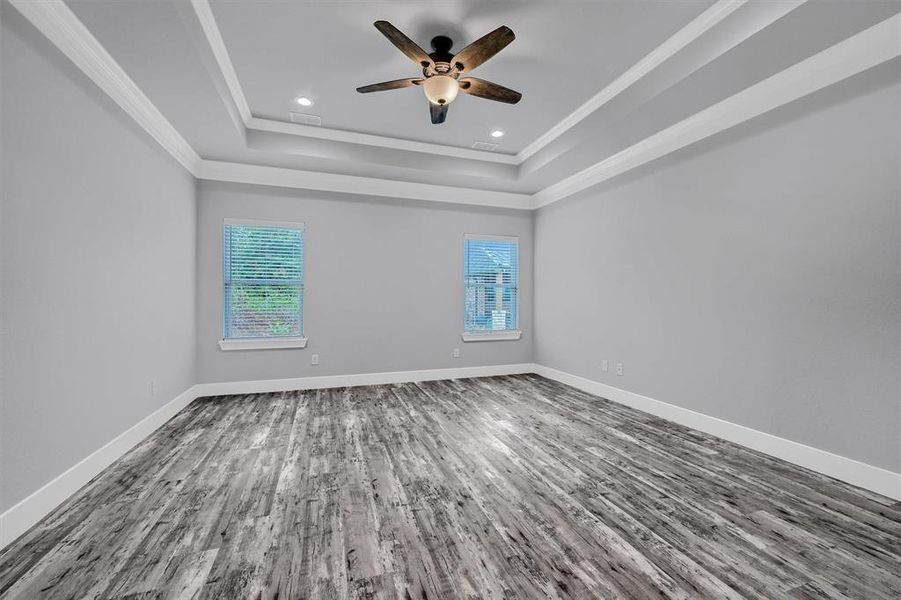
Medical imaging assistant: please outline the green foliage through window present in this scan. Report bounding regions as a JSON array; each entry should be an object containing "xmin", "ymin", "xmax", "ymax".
[{"xmin": 223, "ymin": 223, "xmax": 304, "ymax": 339}]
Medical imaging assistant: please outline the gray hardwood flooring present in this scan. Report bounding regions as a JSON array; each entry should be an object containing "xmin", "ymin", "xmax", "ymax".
[{"xmin": 1, "ymin": 374, "xmax": 899, "ymax": 599}]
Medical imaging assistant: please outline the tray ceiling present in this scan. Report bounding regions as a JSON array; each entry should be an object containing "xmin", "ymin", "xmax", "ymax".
[
  {"xmin": 207, "ymin": 0, "xmax": 713, "ymax": 153},
  {"xmin": 18, "ymin": 0, "xmax": 899, "ymax": 207}
]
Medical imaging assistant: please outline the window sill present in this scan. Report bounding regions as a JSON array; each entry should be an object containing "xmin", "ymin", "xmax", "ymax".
[
  {"xmin": 461, "ymin": 330, "xmax": 522, "ymax": 342},
  {"xmin": 218, "ymin": 337, "xmax": 308, "ymax": 351}
]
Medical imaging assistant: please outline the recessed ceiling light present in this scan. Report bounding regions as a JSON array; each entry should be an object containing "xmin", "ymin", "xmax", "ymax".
[
  {"xmin": 490, "ymin": 130, "xmax": 505, "ymax": 138},
  {"xmin": 296, "ymin": 96, "xmax": 313, "ymax": 107}
]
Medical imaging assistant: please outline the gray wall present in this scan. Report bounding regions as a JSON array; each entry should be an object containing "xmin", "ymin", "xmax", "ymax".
[
  {"xmin": 0, "ymin": 7, "xmax": 197, "ymax": 511},
  {"xmin": 196, "ymin": 182, "xmax": 533, "ymax": 383},
  {"xmin": 534, "ymin": 70, "xmax": 901, "ymax": 472},
  {"xmin": 1, "ymin": 0, "xmax": 896, "ymax": 519}
]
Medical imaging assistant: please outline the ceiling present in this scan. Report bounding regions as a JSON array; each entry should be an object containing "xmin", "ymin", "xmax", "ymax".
[
  {"xmin": 208, "ymin": 0, "xmax": 713, "ymax": 153},
  {"xmin": 26, "ymin": 0, "xmax": 901, "ymax": 205}
]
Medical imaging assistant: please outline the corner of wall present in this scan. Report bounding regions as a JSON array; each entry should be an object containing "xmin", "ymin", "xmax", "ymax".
[{"xmin": 192, "ymin": 175, "xmax": 202, "ymax": 390}]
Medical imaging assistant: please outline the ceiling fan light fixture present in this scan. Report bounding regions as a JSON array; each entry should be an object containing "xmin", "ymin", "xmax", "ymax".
[
  {"xmin": 358, "ymin": 21, "xmax": 520, "ymax": 124},
  {"xmin": 423, "ymin": 75, "xmax": 459, "ymax": 106}
]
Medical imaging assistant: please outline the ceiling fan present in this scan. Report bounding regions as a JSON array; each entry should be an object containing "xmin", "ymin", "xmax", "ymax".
[{"xmin": 357, "ymin": 21, "xmax": 522, "ymax": 125}]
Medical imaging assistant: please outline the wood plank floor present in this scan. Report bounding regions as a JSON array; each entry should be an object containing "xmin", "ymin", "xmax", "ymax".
[{"xmin": 1, "ymin": 374, "xmax": 899, "ymax": 599}]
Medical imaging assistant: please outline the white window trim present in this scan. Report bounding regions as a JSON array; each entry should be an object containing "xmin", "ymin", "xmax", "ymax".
[
  {"xmin": 219, "ymin": 336, "xmax": 308, "ymax": 351},
  {"xmin": 224, "ymin": 217, "xmax": 306, "ymax": 231},
  {"xmin": 222, "ymin": 218, "xmax": 307, "ymax": 351},
  {"xmin": 462, "ymin": 330, "xmax": 522, "ymax": 342},
  {"xmin": 463, "ymin": 233, "xmax": 519, "ymax": 243},
  {"xmin": 463, "ymin": 233, "xmax": 521, "ymax": 342}
]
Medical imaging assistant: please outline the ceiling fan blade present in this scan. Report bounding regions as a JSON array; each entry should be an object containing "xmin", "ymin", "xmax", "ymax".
[
  {"xmin": 356, "ymin": 78, "xmax": 424, "ymax": 93},
  {"xmin": 451, "ymin": 26, "xmax": 515, "ymax": 73},
  {"xmin": 458, "ymin": 77, "xmax": 522, "ymax": 104},
  {"xmin": 373, "ymin": 21, "xmax": 434, "ymax": 69},
  {"xmin": 430, "ymin": 103, "xmax": 448, "ymax": 125}
]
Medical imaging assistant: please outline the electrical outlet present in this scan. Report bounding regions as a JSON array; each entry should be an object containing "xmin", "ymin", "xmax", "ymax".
[
  {"xmin": 601, "ymin": 360, "xmax": 608, "ymax": 372},
  {"xmin": 150, "ymin": 381, "xmax": 157, "ymax": 396},
  {"xmin": 311, "ymin": 353, "xmax": 320, "ymax": 366},
  {"xmin": 452, "ymin": 348, "xmax": 461, "ymax": 358},
  {"xmin": 616, "ymin": 362, "xmax": 624, "ymax": 376}
]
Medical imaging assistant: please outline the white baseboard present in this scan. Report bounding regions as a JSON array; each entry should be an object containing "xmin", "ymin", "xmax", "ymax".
[
  {"xmin": 4, "ymin": 362, "xmax": 896, "ymax": 552},
  {"xmin": 532, "ymin": 364, "xmax": 901, "ymax": 501},
  {"xmin": 193, "ymin": 363, "xmax": 536, "ymax": 397},
  {"xmin": 0, "ymin": 363, "xmax": 532, "ymax": 551},
  {"xmin": 0, "ymin": 385, "xmax": 200, "ymax": 550}
]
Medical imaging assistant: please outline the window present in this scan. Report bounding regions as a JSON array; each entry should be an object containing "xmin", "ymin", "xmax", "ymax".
[
  {"xmin": 219, "ymin": 219, "xmax": 306, "ymax": 350},
  {"xmin": 463, "ymin": 235, "xmax": 521, "ymax": 341}
]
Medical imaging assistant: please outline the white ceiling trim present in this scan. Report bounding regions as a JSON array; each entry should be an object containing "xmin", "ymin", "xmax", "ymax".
[
  {"xmin": 516, "ymin": 0, "xmax": 750, "ymax": 163},
  {"xmin": 196, "ymin": 160, "xmax": 533, "ymax": 209},
  {"xmin": 189, "ymin": 0, "xmax": 759, "ymax": 168},
  {"xmin": 247, "ymin": 117, "xmax": 519, "ymax": 165},
  {"xmin": 9, "ymin": 0, "xmax": 201, "ymax": 174},
  {"xmin": 8, "ymin": 0, "xmax": 523, "ymax": 207},
  {"xmin": 532, "ymin": 13, "xmax": 901, "ymax": 208},
  {"xmin": 189, "ymin": 0, "xmax": 517, "ymax": 165},
  {"xmin": 189, "ymin": 0, "xmax": 251, "ymax": 124},
  {"xmin": 11, "ymin": 1, "xmax": 896, "ymax": 212}
]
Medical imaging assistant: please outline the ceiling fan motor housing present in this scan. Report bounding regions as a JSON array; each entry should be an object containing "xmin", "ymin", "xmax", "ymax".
[
  {"xmin": 425, "ymin": 35, "xmax": 456, "ymax": 76},
  {"xmin": 430, "ymin": 35, "xmax": 454, "ymax": 57}
]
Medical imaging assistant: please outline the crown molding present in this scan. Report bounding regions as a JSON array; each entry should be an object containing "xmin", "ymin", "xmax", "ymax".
[
  {"xmin": 8, "ymin": 0, "xmax": 201, "ymax": 175},
  {"xmin": 189, "ymin": 0, "xmax": 516, "ymax": 165},
  {"xmin": 247, "ymin": 117, "xmax": 519, "ymax": 165},
  {"xmin": 8, "ymin": 0, "xmax": 524, "ymax": 208},
  {"xmin": 189, "ymin": 0, "xmax": 251, "ymax": 124},
  {"xmin": 532, "ymin": 13, "xmax": 901, "ymax": 208},
  {"xmin": 516, "ymin": 0, "xmax": 751, "ymax": 163},
  {"xmin": 196, "ymin": 160, "xmax": 533, "ymax": 209},
  {"xmin": 12, "ymin": 0, "xmax": 894, "ymax": 212},
  {"xmin": 191, "ymin": 0, "xmax": 760, "ymax": 168}
]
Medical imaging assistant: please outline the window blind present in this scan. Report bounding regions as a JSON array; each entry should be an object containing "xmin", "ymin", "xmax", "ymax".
[
  {"xmin": 464, "ymin": 236, "xmax": 519, "ymax": 332},
  {"xmin": 223, "ymin": 221, "xmax": 304, "ymax": 339}
]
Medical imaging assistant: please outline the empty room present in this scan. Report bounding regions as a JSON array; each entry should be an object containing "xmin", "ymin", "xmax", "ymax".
[{"xmin": 1, "ymin": 0, "xmax": 899, "ymax": 598}]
